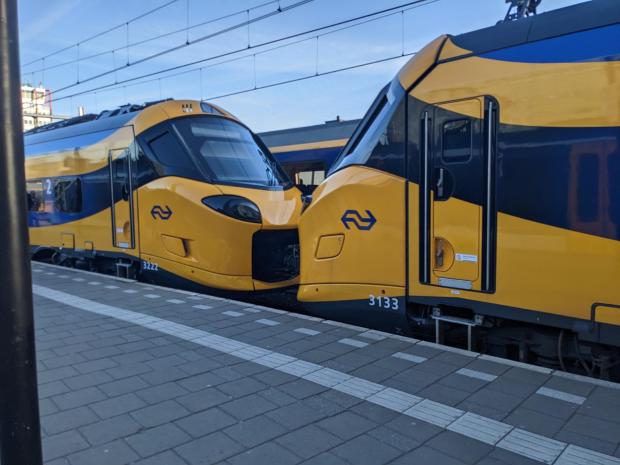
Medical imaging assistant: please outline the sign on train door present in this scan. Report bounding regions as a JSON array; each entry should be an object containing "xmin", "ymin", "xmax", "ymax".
[
  {"xmin": 419, "ymin": 97, "xmax": 497, "ymax": 292},
  {"xmin": 108, "ymin": 147, "xmax": 136, "ymax": 249}
]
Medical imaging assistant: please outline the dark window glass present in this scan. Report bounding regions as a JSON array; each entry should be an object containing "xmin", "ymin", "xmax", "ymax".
[
  {"xmin": 148, "ymin": 131, "xmax": 194, "ymax": 170},
  {"xmin": 442, "ymin": 119, "xmax": 472, "ymax": 163},
  {"xmin": 54, "ymin": 178, "xmax": 82, "ymax": 213},
  {"xmin": 172, "ymin": 117, "xmax": 290, "ymax": 188},
  {"xmin": 26, "ymin": 181, "xmax": 44, "ymax": 212},
  {"xmin": 365, "ymin": 99, "xmax": 406, "ymax": 176},
  {"xmin": 577, "ymin": 153, "xmax": 599, "ymax": 222}
]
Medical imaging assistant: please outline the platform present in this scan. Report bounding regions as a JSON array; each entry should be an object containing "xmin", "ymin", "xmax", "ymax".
[{"xmin": 31, "ymin": 262, "xmax": 620, "ymax": 465}]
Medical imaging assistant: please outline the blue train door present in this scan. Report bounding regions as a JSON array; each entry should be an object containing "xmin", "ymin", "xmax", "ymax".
[
  {"xmin": 419, "ymin": 97, "xmax": 497, "ymax": 292},
  {"xmin": 108, "ymin": 147, "xmax": 136, "ymax": 250}
]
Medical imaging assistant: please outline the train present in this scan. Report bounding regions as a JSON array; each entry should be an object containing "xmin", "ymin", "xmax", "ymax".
[
  {"xmin": 296, "ymin": 0, "xmax": 620, "ymax": 377},
  {"xmin": 25, "ymin": 99, "xmax": 302, "ymax": 296},
  {"xmin": 26, "ymin": 0, "xmax": 620, "ymax": 378}
]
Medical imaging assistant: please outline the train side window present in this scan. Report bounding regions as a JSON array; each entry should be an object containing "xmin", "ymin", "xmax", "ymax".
[
  {"xmin": 442, "ymin": 119, "xmax": 472, "ymax": 163},
  {"xmin": 54, "ymin": 178, "xmax": 82, "ymax": 213},
  {"xmin": 147, "ymin": 131, "xmax": 194, "ymax": 170},
  {"xmin": 26, "ymin": 181, "xmax": 45, "ymax": 212}
]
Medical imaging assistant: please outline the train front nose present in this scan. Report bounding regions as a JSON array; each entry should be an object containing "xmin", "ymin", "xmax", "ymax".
[{"xmin": 214, "ymin": 185, "xmax": 303, "ymax": 290}]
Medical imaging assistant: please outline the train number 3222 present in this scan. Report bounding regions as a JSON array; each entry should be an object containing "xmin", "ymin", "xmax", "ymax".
[
  {"xmin": 142, "ymin": 261, "xmax": 159, "ymax": 271},
  {"xmin": 369, "ymin": 295, "xmax": 399, "ymax": 310}
]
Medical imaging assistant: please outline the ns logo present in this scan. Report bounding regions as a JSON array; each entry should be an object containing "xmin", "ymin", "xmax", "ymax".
[
  {"xmin": 151, "ymin": 205, "xmax": 173, "ymax": 220},
  {"xmin": 341, "ymin": 209, "xmax": 377, "ymax": 231}
]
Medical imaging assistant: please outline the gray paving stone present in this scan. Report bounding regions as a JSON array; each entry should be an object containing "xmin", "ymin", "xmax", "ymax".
[
  {"xmin": 79, "ymin": 414, "xmax": 142, "ymax": 446},
  {"xmin": 266, "ymin": 401, "xmax": 328, "ymax": 430},
  {"xmin": 217, "ymin": 377, "xmax": 268, "ymax": 398},
  {"xmin": 385, "ymin": 415, "xmax": 443, "ymax": 443},
  {"xmin": 299, "ymin": 452, "xmax": 350, "ymax": 465},
  {"xmin": 133, "ymin": 451, "xmax": 189, "ymax": 465},
  {"xmin": 64, "ymin": 371, "xmax": 114, "ymax": 390},
  {"xmin": 332, "ymin": 434, "xmax": 401, "ymax": 465},
  {"xmin": 562, "ymin": 413, "xmax": 620, "ymax": 446},
  {"xmin": 276, "ymin": 424, "xmax": 342, "ymax": 459},
  {"xmin": 176, "ymin": 407, "xmax": 237, "ymax": 438},
  {"xmin": 176, "ymin": 431, "xmax": 244, "ymax": 465},
  {"xmin": 42, "ymin": 406, "xmax": 99, "ymax": 435},
  {"xmin": 220, "ymin": 393, "xmax": 278, "ymax": 421},
  {"xmin": 367, "ymin": 425, "xmax": 421, "ymax": 452},
  {"xmin": 521, "ymin": 394, "xmax": 579, "ymax": 420},
  {"xmin": 136, "ymin": 382, "xmax": 190, "ymax": 404},
  {"xmin": 505, "ymin": 407, "xmax": 565, "ymax": 437},
  {"xmin": 427, "ymin": 430, "xmax": 494, "ymax": 464},
  {"xmin": 127, "ymin": 423, "xmax": 191, "ymax": 457},
  {"xmin": 39, "ymin": 397, "xmax": 59, "ymax": 416},
  {"xmin": 98, "ymin": 376, "xmax": 150, "ymax": 397},
  {"xmin": 417, "ymin": 383, "xmax": 472, "ymax": 406},
  {"xmin": 316, "ymin": 411, "xmax": 376, "ymax": 440},
  {"xmin": 42, "ymin": 430, "xmax": 90, "ymax": 461},
  {"xmin": 131, "ymin": 400, "xmax": 190, "ymax": 428},
  {"xmin": 67, "ymin": 439, "xmax": 140, "ymax": 465},
  {"xmin": 390, "ymin": 445, "xmax": 468, "ymax": 465},
  {"xmin": 176, "ymin": 387, "xmax": 233, "ymax": 412},
  {"xmin": 224, "ymin": 415, "xmax": 288, "ymax": 449},
  {"xmin": 228, "ymin": 442, "xmax": 301, "ymax": 465},
  {"xmin": 38, "ymin": 380, "xmax": 71, "ymax": 399},
  {"xmin": 52, "ymin": 386, "xmax": 107, "ymax": 410},
  {"xmin": 90, "ymin": 393, "xmax": 147, "ymax": 419}
]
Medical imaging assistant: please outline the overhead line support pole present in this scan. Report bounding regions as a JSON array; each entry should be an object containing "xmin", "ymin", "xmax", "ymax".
[{"xmin": 0, "ymin": 0, "xmax": 43, "ymax": 464}]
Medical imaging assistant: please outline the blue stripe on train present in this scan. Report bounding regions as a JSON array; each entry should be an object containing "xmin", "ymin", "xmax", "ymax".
[
  {"xmin": 481, "ymin": 23, "xmax": 620, "ymax": 63},
  {"xmin": 28, "ymin": 165, "xmax": 112, "ymax": 227}
]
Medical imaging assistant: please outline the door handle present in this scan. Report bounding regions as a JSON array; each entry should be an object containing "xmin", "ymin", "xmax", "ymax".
[{"xmin": 436, "ymin": 168, "xmax": 445, "ymax": 199}]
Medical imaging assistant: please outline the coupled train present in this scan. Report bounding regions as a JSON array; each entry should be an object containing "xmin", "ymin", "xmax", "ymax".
[{"xmin": 27, "ymin": 0, "xmax": 620, "ymax": 379}]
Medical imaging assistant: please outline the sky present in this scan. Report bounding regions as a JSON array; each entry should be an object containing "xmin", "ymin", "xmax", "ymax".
[{"xmin": 18, "ymin": 0, "xmax": 586, "ymax": 132}]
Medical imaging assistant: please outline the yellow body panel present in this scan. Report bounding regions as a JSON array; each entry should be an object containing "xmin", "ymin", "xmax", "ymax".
[
  {"xmin": 28, "ymin": 197, "xmax": 140, "ymax": 258},
  {"xmin": 408, "ymin": 178, "xmax": 620, "ymax": 322},
  {"xmin": 413, "ymin": 56, "xmax": 620, "ymax": 127},
  {"xmin": 298, "ymin": 166, "xmax": 405, "ymax": 302},
  {"xmin": 398, "ymin": 35, "xmax": 447, "ymax": 90},
  {"xmin": 138, "ymin": 177, "xmax": 301, "ymax": 291}
]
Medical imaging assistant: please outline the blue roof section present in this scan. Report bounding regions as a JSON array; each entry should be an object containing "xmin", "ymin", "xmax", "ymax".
[
  {"xmin": 481, "ymin": 23, "xmax": 620, "ymax": 63},
  {"xmin": 451, "ymin": 0, "xmax": 620, "ymax": 61}
]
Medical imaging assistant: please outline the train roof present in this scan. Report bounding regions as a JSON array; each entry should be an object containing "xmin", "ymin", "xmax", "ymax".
[
  {"xmin": 450, "ymin": 0, "xmax": 620, "ymax": 57},
  {"xmin": 259, "ymin": 118, "xmax": 360, "ymax": 149},
  {"xmin": 24, "ymin": 99, "xmax": 233, "ymax": 146}
]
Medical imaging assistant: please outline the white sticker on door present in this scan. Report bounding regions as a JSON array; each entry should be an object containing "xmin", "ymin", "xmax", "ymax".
[{"xmin": 455, "ymin": 253, "xmax": 478, "ymax": 263}]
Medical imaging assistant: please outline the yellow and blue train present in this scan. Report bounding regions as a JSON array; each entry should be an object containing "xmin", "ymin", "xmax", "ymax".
[
  {"xmin": 297, "ymin": 0, "xmax": 620, "ymax": 375},
  {"xmin": 25, "ymin": 99, "xmax": 302, "ymax": 295}
]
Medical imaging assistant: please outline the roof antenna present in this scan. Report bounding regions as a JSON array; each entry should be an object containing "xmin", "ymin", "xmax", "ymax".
[{"xmin": 504, "ymin": 0, "xmax": 541, "ymax": 21}]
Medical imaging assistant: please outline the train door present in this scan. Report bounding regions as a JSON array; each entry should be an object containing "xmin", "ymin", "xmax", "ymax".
[
  {"xmin": 418, "ymin": 97, "xmax": 497, "ymax": 292},
  {"xmin": 108, "ymin": 147, "xmax": 136, "ymax": 249}
]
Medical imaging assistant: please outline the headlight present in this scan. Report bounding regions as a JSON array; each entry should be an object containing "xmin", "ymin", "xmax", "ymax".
[{"xmin": 202, "ymin": 195, "xmax": 261, "ymax": 223}]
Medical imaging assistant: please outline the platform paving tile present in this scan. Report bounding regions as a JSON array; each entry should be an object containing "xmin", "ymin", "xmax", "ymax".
[{"xmin": 29, "ymin": 267, "xmax": 620, "ymax": 465}]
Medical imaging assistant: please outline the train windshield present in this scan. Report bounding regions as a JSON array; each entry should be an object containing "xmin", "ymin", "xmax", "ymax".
[
  {"xmin": 172, "ymin": 117, "xmax": 290, "ymax": 189},
  {"xmin": 329, "ymin": 80, "xmax": 404, "ymax": 175}
]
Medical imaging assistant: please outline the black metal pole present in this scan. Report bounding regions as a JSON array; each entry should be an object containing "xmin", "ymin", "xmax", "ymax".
[{"xmin": 0, "ymin": 0, "xmax": 44, "ymax": 463}]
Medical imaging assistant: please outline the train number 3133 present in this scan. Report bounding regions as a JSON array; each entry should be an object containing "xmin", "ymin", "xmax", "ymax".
[{"xmin": 369, "ymin": 295, "xmax": 399, "ymax": 310}]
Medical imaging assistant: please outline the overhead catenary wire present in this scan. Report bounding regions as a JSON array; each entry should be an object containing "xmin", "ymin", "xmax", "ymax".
[
  {"xmin": 23, "ymin": 0, "xmax": 438, "ymax": 110},
  {"xmin": 48, "ymin": 0, "xmax": 315, "ymax": 95},
  {"xmin": 22, "ymin": 0, "xmax": 180, "ymax": 68},
  {"xmin": 24, "ymin": 0, "xmax": 283, "ymax": 76}
]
